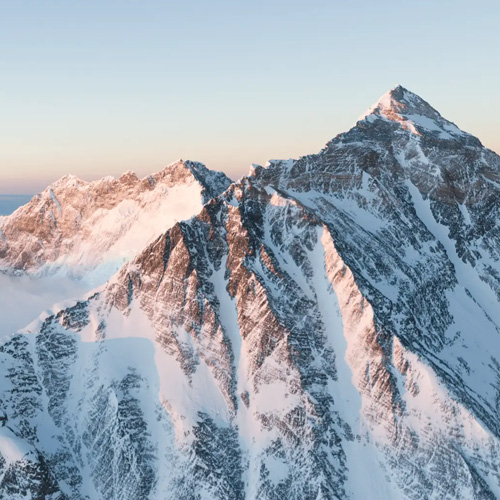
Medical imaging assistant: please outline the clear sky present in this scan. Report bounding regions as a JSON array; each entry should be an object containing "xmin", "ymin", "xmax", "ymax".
[{"xmin": 1, "ymin": 0, "xmax": 499, "ymax": 193}]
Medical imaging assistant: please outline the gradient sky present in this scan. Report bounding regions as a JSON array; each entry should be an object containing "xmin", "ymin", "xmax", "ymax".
[{"xmin": 1, "ymin": 0, "xmax": 499, "ymax": 193}]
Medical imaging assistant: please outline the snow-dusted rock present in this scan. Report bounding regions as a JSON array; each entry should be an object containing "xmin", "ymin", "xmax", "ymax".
[
  {"xmin": 0, "ymin": 160, "xmax": 231, "ymax": 281},
  {"xmin": 1, "ymin": 87, "xmax": 499, "ymax": 499},
  {"xmin": 0, "ymin": 161, "xmax": 232, "ymax": 336}
]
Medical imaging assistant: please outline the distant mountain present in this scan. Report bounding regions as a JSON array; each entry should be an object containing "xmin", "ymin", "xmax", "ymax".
[
  {"xmin": 1, "ymin": 87, "xmax": 499, "ymax": 499},
  {"xmin": 0, "ymin": 161, "xmax": 231, "ymax": 282}
]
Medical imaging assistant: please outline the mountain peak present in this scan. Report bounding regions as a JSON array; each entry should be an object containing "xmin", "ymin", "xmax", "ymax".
[
  {"xmin": 161, "ymin": 159, "xmax": 215, "ymax": 179},
  {"xmin": 48, "ymin": 173, "xmax": 84, "ymax": 190},
  {"xmin": 358, "ymin": 85, "xmax": 468, "ymax": 140},
  {"xmin": 360, "ymin": 85, "xmax": 436, "ymax": 118},
  {"xmin": 159, "ymin": 159, "xmax": 232, "ymax": 203}
]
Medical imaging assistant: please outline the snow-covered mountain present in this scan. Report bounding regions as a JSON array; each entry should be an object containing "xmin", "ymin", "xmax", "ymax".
[
  {"xmin": 1, "ymin": 86, "xmax": 500, "ymax": 499},
  {"xmin": 0, "ymin": 161, "xmax": 232, "ymax": 337},
  {"xmin": 0, "ymin": 160, "xmax": 231, "ymax": 281}
]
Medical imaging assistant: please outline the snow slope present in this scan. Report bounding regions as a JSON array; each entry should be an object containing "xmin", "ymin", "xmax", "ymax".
[
  {"xmin": 0, "ymin": 87, "xmax": 499, "ymax": 499},
  {"xmin": 0, "ymin": 160, "xmax": 231, "ymax": 281},
  {"xmin": 0, "ymin": 161, "xmax": 231, "ymax": 335}
]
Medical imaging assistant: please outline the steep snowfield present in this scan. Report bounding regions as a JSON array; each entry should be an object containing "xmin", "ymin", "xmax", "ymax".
[{"xmin": 0, "ymin": 86, "xmax": 500, "ymax": 499}]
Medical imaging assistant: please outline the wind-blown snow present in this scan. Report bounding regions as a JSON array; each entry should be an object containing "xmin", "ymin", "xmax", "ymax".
[{"xmin": 1, "ymin": 87, "xmax": 500, "ymax": 499}]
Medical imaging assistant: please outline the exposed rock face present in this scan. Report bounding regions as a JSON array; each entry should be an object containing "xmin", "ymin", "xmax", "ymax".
[
  {"xmin": 0, "ymin": 160, "xmax": 231, "ymax": 280},
  {"xmin": 0, "ymin": 86, "xmax": 500, "ymax": 499}
]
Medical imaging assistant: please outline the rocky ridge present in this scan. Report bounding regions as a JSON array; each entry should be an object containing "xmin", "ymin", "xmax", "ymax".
[
  {"xmin": 0, "ymin": 160, "xmax": 231, "ymax": 280},
  {"xmin": 0, "ymin": 86, "xmax": 499, "ymax": 499}
]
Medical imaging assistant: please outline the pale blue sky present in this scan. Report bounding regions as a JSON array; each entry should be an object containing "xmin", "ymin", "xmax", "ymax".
[{"xmin": 1, "ymin": 0, "xmax": 499, "ymax": 193}]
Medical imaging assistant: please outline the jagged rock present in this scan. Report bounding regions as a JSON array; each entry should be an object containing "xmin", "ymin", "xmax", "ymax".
[
  {"xmin": 1, "ymin": 87, "xmax": 500, "ymax": 499},
  {"xmin": 0, "ymin": 160, "xmax": 231, "ymax": 280}
]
